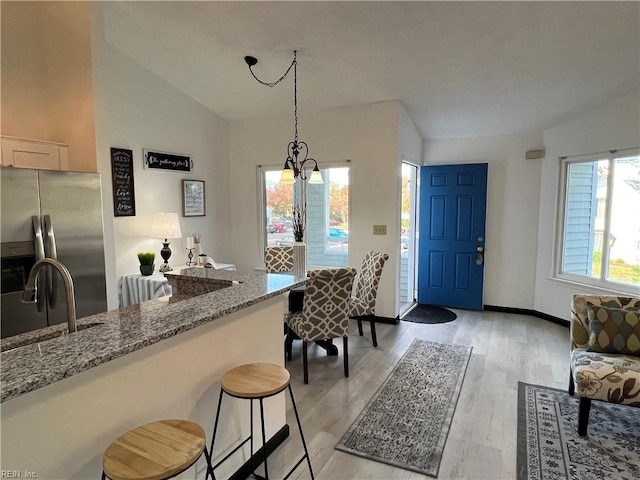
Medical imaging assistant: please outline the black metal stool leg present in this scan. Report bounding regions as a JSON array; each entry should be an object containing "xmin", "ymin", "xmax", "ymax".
[
  {"xmin": 260, "ymin": 398, "xmax": 269, "ymax": 479},
  {"xmin": 203, "ymin": 446, "xmax": 215, "ymax": 480},
  {"xmin": 250, "ymin": 398, "xmax": 255, "ymax": 474},
  {"xmin": 288, "ymin": 385, "xmax": 314, "ymax": 479},
  {"xmin": 207, "ymin": 389, "xmax": 225, "ymax": 480},
  {"xmin": 101, "ymin": 472, "xmax": 107, "ymax": 480}
]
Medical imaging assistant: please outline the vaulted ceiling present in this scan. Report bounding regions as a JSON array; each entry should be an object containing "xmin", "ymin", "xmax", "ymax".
[{"xmin": 104, "ymin": 1, "xmax": 640, "ymax": 139}]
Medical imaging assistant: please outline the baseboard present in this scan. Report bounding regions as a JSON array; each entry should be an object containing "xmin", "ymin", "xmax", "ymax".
[
  {"xmin": 483, "ymin": 305, "xmax": 569, "ymax": 328},
  {"xmin": 228, "ymin": 424, "xmax": 290, "ymax": 480}
]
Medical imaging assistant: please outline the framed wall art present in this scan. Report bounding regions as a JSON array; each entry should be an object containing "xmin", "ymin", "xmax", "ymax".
[
  {"xmin": 182, "ymin": 179, "xmax": 205, "ymax": 216},
  {"xmin": 110, "ymin": 147, "xmax": 136, "ymax": 217}
]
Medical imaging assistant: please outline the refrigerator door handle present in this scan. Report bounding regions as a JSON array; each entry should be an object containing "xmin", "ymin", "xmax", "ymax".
[
  {"xmin": 31, "ymin": 215, "xmax": 46, "ymax": 312},
  {"xmin": 43, "ymin": 215, "xmax": 59, "ymax": 309}
]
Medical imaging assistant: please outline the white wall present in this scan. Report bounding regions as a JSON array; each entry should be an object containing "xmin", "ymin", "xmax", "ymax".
[
  {"xmin": 398, "ymin": 105, "xmax": 422, "ymax": 165},
  {"xmin": 423, "ymin": 132, "xmax": 544, "ymax": 309},
  {"xmin": 229, "ymin": 102, "xmax": 402, "ymax": 317},
  {"xmin": 534, "ymin": 93, "xmax": 640, "ymax": 319},
  {"xmin": 91, "ymin": 6, "xmax": 231, "ymax": 309}
]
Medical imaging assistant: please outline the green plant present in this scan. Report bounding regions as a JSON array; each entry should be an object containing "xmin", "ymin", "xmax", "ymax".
[{"xmin": 137, "ymin": 252, "xmax": 155, "ymax": 265}]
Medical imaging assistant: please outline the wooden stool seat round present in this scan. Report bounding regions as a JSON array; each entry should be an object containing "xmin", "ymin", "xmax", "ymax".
[
  {"xmin": 221, "ymin": 363, "xmax": 290, "ymax": 398},
  {"xmin": 103, "ymin": 419, "xmax": 206, "ymax": 480}
]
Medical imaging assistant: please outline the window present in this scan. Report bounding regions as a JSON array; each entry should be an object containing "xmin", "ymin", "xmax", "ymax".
[
  {"xmin": 558, "ymin": 150, "xmax": 640, "ymax": 290},
  {"xmin": 260, "ymin": 164, "xmax": 350, "ymax": 268},
  {"xmin": 306, "ymin": 166, "xmax": 349, "ymax": 267},
  {"xmin": 263, "ymin": 169, "xmax": 295, "ymax": 247}
]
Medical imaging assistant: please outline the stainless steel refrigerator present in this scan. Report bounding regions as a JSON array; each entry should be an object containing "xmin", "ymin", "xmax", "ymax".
[{"xmin": 1, "ymin": 167, "xmax": 107, "ymax": 338}]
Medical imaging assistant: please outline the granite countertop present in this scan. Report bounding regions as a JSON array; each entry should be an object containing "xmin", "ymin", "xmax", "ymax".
[{"xmin": 0, "ymin": 269, "xmax": 305, "ymax": 403}]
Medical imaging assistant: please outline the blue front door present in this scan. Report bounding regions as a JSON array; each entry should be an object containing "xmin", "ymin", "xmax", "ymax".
[{"xmin": 418, "ymin": 163, "xmax": 488, "ymax": 310}]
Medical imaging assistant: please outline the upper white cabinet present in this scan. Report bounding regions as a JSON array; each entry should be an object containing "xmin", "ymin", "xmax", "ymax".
[{"xmin": 1, "ymin": 136, "xmax": 69, "ymax": 170}]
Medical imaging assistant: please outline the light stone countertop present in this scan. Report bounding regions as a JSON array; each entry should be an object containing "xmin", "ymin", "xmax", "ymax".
[{"xmin": 0, "ymin": 269, "xmax": 305, "ymax": 403}]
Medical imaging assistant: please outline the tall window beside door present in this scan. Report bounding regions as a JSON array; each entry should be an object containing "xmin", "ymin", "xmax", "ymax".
[
  {"xmin": 261, "ymin": 165, "xmax": 350, "ymax": 268},
  {"xmin": 558, "ymin": 150, "xmax": 640, "ymax": 290}
]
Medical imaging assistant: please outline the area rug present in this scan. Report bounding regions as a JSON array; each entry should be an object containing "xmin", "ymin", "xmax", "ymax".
[
  {"xmin": 517, "ymin": 382, "xmax": 640, "ymax": 480},
  {"xmin": 401, "ymin": 304, "xmax": 457, "ymax": 324},
  {"xmin": 336, "ymin": 339, "xmax": 472, "ymax": 477}
]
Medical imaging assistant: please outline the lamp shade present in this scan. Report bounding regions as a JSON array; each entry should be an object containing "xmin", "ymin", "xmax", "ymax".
[
  {"xmin": 308, "ymin": 167, "xmax": 323, "ymax": 184},
  {"xmin": 150, "ymin": 213, "xmax": 182, "ymax": 239},
  {"xmin": 280, "ymin": 167, "xmax": 295, "ymax": 185}
]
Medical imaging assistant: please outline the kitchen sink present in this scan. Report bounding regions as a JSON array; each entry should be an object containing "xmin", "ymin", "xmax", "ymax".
[{"xmin": 1, "ymin": 322, "xmax": 104, "ymax": 353}]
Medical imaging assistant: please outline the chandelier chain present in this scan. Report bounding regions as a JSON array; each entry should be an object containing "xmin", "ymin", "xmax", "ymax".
[
  {"xmin": 293, "ymin": 53, "xmax": 298, "ymax": 143},
  {"xmin": 247, "ymin": 51, "xmax": 299, "ymax": 142},
  {"xmin": 247, "ymin": 51, "xmax": 296, "ymax": 88}
]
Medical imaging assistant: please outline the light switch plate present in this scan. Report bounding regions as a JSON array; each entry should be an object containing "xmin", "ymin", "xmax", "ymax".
[{"xmin": 373, "ymin": 224, "xmax": 387, "ymax": 235}]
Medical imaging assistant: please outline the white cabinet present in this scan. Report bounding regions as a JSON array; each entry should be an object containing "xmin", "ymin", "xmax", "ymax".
[{"xmin": 1, "ymin": 136, "xmax": 69, "ymax": 170}]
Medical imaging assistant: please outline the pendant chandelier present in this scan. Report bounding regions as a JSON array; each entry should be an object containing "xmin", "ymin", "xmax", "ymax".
[{"xmin": 244, "ymin": 50, "xmax": 323, "ymax": 185}]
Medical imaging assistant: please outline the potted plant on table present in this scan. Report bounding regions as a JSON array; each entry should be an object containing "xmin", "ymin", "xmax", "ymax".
[{"xmin": 137, "ymin": 252, "xmax": 156, "ymax": 276}]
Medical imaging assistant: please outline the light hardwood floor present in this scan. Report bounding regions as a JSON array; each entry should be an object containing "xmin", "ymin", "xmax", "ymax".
[{"xmin": 268, "ymin": 308, "xmax": 570, "ymax": 480}]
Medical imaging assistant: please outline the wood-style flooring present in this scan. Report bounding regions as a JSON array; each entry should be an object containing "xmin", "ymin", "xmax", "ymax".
[{"xmin": 268, "ymin": 308, "xmax": 569, "ymax": 480}]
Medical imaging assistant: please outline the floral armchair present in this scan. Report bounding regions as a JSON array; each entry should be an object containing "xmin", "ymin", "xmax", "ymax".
[{"xmin": 569, "ymin": 294, "xmax": 640, "ymax": 436}]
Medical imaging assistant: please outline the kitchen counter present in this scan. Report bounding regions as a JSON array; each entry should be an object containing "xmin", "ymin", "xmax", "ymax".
[{"xmin": 1, "ymin": 269, "xmax": 305, "ymax": 403}]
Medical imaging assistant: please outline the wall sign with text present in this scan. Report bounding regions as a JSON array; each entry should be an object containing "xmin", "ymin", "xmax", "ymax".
[
  {"xmin": 182, "ymin": 179, "xmax": 206, "ymax": 217},
  {"xmin": 143, "ymin": 149, "xmax": 192, "ymax": 172},
  {"xmin": 110, "ymin": 148, "xmax": 136, "ymax": 217}
]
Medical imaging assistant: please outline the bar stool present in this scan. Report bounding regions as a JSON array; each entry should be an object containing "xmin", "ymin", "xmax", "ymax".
[
  {"xmin": 102, "ymin": 419, "xmax": 214, "ymax": 480},
  {"xmin": 208, "ymin": 363, "xmax": 314, "ymax": 480}
]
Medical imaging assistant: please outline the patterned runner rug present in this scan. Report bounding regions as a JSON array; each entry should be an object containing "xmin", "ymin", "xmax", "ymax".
[
  {"xmin": 336, "ymin": 339, "xmax": 472, "ymax": 477},
  {"xmin": 517, "ymin": 382, "xmax": 640, "ymax": 480}
]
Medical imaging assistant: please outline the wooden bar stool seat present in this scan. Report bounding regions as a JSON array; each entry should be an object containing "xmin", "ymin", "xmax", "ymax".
[
  {"xmin": 222, "ymin": 362, "xmax": 290, "ymax": 398},
  {"xmin": 208, "ymin": 363, "xmax": 314, "ymax": 480},
  {"xmin": 102, "ymin": 419, "xmax": 214, "ymax": 480}
]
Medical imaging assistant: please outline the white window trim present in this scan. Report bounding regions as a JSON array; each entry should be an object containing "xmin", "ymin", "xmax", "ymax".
[
  {"xmin": 553, "ymin": 148, "xmax": 640, "ymax": 295},
  {"xmin": 256, "ymin": 164, "xmax": 285, "ymax": 268}
]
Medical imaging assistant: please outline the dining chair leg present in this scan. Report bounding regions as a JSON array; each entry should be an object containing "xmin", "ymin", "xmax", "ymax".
[
  {"xmin": 357, "ymin": 318, "xmax": 363, "ymax": 336},
  {"xmin": 578, "ymin": 397, "xmax": 591, "ymax": 436},
  {"xmin": 568, "ymin": 369, "xmax": 575, "ymax": 396},
  {"xmin": 285, "ymin": 328, "xmax": 294, "ymax": 361},
  {"xmin": 343, "ymin": 336, "xmax": 349, "ymax": 378},
  {"xmin": 369, "ymin": 316, "xmax": 377, "ymax": 347},
  {"xmin": 303, "ymin": 340, "xmax": 309, "ymax": 384}
]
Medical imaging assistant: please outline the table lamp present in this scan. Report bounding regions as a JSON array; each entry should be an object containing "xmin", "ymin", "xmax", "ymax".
[{"xmin": 150, "ymin": 213, "xmax": 182, "ymax": 272}]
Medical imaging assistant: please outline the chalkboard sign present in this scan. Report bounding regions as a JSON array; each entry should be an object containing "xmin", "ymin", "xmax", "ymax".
[
  {"xmin": 110, "ymin": 148, "xmax": 136, "ymax": 217},
  {"xmin": 143, "ymin": 149, "xmax": 192, "ymax": 172}
]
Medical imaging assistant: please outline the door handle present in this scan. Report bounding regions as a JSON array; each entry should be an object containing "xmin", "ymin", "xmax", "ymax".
[
  {"xmin": 31, "ymin": 216, "xmax": 46, "ymax": 312},
  {"xmin": 43, "ymin": 215, "xmax": 58, "ymax": 309},
  {"xmin": 476, "ymin": 246, "xmax": 484, "ymax": 266}
]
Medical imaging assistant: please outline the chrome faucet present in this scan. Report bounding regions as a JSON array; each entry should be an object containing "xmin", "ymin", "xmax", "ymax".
[{"xmin": 21, "ymin": 258, "xmax": 77, "ymax": 333}]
